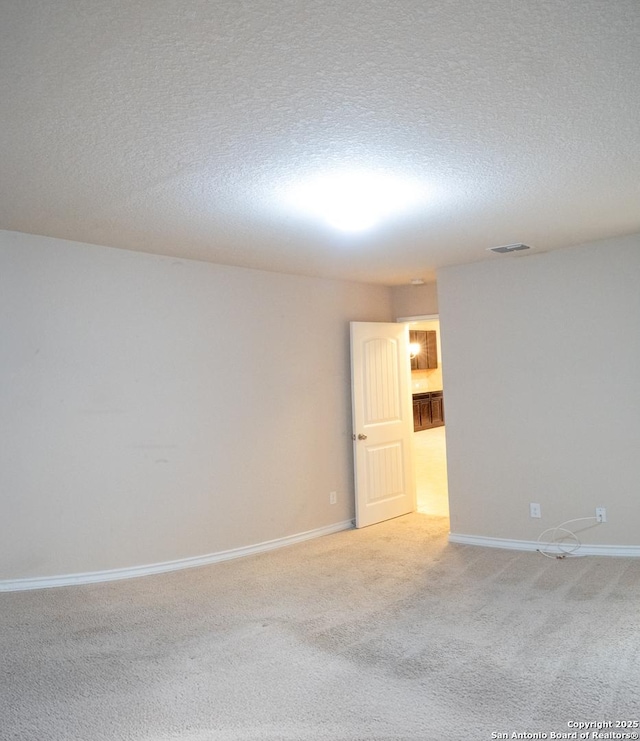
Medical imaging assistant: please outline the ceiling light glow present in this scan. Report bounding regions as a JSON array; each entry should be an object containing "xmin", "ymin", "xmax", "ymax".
[{"xmin": 288, "ymin": 172, "xmax": 426, "ymax": 233}]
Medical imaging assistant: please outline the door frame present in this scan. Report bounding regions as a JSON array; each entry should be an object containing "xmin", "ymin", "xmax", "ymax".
[
  {"xmin": 396, "ymin": 313, "xmax": 439, "ymax": 323},
  {"xmin": 397, "ymin": 312, "xmax": 450, "ymax": 520}
]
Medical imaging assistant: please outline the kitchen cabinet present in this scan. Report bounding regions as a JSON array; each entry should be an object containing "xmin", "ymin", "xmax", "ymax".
[
  {"xmin": 429, "ymin": 391, "xmax": 444, "ymax": 427},
  {"xmin": 412, "ymin": 391, "xmax": 444, "ymax": 431},
  {"xmin": 409, "ymin": 330, "xmax": 438, "ymax": 370}
]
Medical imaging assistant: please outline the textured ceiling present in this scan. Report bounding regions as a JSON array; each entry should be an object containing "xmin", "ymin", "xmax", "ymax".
[{"xmin": 1, "ymin": 0, "xmax": 639, "ymax": 285}]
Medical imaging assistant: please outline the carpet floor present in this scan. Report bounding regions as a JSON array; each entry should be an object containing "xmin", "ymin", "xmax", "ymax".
[{"xmin": 2, "ymin": 514, "xmax": 640, "ymax": 740}]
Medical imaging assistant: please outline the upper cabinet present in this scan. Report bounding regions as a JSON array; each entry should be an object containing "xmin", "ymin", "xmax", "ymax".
[{"xmin": 409, "ymin": 329, "xmax": 438, "ymax": 370}]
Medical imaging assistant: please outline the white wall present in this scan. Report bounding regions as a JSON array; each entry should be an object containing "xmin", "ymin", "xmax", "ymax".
[
  {"xmin": 0, "ymin": 230, "xmax": 393, "ymax": 580},
  {"xmin": 438, "ymin": 234, "xmax": 640, "ymax": 545},
  {"xmin": 391, "ymin": 282, "xmax": 438, "ymax": 319}
]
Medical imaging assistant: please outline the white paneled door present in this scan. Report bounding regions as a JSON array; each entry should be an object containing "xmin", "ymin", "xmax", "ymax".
[{"xmin": 350, "ymin": 322, "xmax": 416, "ymax": 528}]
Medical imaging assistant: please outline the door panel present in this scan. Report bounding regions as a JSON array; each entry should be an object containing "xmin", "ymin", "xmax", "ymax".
[
  {"xmin": 350, "ymin": 322, "xmax": 415, "ymax": 528},
  {"xmin": 365, "ymin": 441, "xmax": 405, "ymax": 503},
  {"xmin": 362, "ymin": 338, "xmax": 401, "ymax": 423}
]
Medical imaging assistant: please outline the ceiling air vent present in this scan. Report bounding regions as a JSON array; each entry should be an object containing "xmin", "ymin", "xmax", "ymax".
[{"xmin": 487, "ymin": 243, "xmax": 532, "ymax": 254}]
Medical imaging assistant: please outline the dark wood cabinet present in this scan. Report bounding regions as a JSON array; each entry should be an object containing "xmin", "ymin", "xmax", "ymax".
[
  {"xmin": 409, "ymin": 330, "xmax": 438, "ymax": 370},
  {"xmin": 412, "ymin": 399, "xmax": 421, "ymax": 430},
  {"xmin": 418, "ymin": 396, "xmax": 432, "ymax": 428},
  {"xmin": 412, "ymin": 391, "xmax": 445, "ymax": 431},
  {"xmin": 429, "ymin": 391, "xmax": 444, "ymax": 427}
]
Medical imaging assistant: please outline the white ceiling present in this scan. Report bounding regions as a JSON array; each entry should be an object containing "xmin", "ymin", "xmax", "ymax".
[{"xmin": 2, "ymin": 1, "xmax": 639, "ymax": 285}]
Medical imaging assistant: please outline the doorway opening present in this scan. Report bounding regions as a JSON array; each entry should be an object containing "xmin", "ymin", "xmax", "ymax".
[{"xmin": 401, "ymin": 315, "xmax": 450, "ymax": 520}]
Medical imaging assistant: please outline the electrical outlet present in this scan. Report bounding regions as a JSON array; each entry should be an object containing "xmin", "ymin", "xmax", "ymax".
[
  {"xmin": 329, "ymin": 491, "xmax": 337, "ymax": 505},
  {"xmin": 529, "ymin": 502, "xmax": 541, "ymax": 519},
  {"xmin": 596, "ymin": 507, "xmax": 607, "ymax": 523}
]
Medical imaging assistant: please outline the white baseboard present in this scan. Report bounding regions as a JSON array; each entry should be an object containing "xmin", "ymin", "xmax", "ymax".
[
  {"xmin": 0, "ymin": 520, "xmax": 355, "ymax": 592},
  {"xmin": 448, "ymin": 532, "xmax": 640, "ymax": 558}
]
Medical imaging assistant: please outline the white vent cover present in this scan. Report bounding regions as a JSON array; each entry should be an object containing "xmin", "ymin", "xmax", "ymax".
[{"xmin": 487, "ymin": 243, "xmax": 533, "ymax": 254}]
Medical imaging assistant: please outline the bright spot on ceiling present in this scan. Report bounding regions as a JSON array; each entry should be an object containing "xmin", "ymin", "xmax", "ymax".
[{"xmin": 287, "ymin": 172, "xmax": 428, "ymax": 233}]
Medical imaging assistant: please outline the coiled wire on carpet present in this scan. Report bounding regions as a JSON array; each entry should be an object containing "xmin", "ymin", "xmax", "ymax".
[{"xmin": 536, "ymin": 516, "xmax": 600, "ymax": 559}]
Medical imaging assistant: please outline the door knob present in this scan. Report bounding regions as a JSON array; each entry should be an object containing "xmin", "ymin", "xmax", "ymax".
[{"xmin": 357, "ymin": 434, "xmax": 367, "ymax": 440}]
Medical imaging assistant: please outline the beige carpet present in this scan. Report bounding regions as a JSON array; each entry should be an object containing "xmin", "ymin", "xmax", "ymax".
[{"xmin": 2, "ymin": 514, "xmax": 640, "ymax": 740}]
